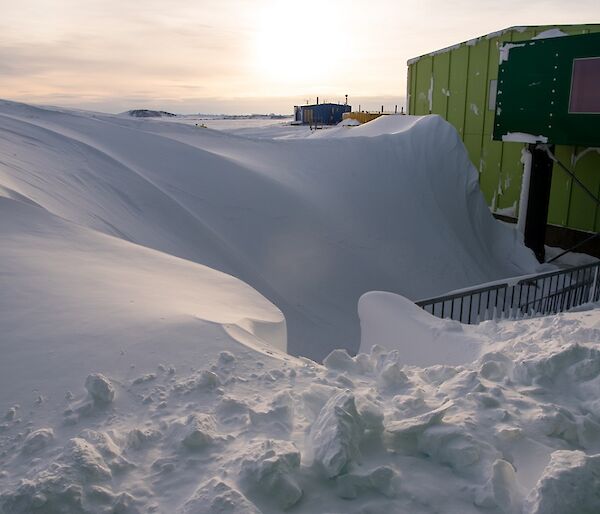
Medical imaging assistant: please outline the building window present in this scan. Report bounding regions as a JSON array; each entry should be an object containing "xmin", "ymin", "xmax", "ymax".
[{"xmin": 569, "ymin": 57, "xmax": 600, "ymax": 114}]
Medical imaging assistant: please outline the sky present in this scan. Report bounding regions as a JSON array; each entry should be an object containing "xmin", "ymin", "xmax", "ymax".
[{"xmin": 1, "ymin": 0, "xmax": 599, "ymax": 114}]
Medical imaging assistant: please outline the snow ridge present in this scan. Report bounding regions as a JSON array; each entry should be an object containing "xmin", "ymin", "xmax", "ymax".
[{"xmin": 0, "ymin": 99, "xmax": 539, "ymax": 359}]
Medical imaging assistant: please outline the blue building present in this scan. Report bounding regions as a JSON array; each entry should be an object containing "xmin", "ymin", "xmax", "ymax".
[{"xmin": 294, "ymin": 102, "xmax": 351, "ymax": 125}]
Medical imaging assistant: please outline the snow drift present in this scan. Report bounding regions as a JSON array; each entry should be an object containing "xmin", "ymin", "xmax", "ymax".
[
  {"xmin": 1, "ymin": 100, "xmax": 599, "ymax": 514},
  {"xmin": 2, "ymin": 284, "xmax": 599, "ymax": 513},
  {"xmin": 358, "ymin": 291, "xmax": 484, "ymax": 366},
  {"xmin": 0, "ymin": 100, "xmax": 538, "ymax": 359},
  {"xmin": 0, "ymin": 196, "xmax": 286, "ymax": 406}
]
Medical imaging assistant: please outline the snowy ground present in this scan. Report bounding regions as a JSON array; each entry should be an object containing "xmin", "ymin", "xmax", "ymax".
[
  {"xmin": 1, "ymin": 297, "xmax": 599, "ymax": 514},
  {"xmin": 1, "ymin": 100, "xmax": 599, "ymax": 513},
  {"xmin": 161, "ymin": 116, "xmax": 306, "ymax": 140}
]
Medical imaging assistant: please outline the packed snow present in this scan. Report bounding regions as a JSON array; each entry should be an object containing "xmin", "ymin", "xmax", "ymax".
[
  {"xmin": 1, "ymin": 283, "xmax": 599, "ymax": 513},
  {"xmin": 1, "ymin": 99, "xmax": 599, "ymax": 514}
]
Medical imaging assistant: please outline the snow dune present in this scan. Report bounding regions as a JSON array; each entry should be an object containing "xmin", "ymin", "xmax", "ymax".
[
  {"xmin": 0, "ymin": 100, "xmax": 539, "ymax": 359},
  {"xmin": 0, "ymin": 196, "xmax": 286, "ymax": 405},
  {"xmin": 358, "ymin": 291, "xmax": 484, "ymax": 366},
  {"xmin": 1, "ymin": 101, "xmax": 599, "ymax": 514}
]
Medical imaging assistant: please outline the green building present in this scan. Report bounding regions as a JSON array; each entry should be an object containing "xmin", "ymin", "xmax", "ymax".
[{"xmin": 407, "ymin": 24, "xmax": 600, "ymax": 250}]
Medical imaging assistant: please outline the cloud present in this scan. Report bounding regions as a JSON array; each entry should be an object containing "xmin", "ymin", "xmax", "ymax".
[{"xmin": 1, "ymin": 0, "xmax": 599, "ymax": 113}]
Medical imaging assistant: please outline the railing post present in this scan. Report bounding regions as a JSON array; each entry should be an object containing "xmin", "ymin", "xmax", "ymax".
[{"xmin": 589, "ymin": 264, "xmax": 599, "ymax": 304}]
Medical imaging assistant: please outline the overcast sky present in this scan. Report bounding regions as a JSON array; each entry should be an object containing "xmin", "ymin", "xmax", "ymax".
[{"xmin": 1, "ymin": 0, "xmax": 598, "ymax": 114}]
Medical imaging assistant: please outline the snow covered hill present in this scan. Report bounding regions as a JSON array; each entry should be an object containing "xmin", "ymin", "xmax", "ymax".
[{"xmin": 0, "ymin": 100, "xmax": 539, "ymax": 359}]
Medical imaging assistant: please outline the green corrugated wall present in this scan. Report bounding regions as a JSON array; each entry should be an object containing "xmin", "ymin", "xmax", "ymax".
[{"xmin": 407, "ymin": 24, "xmax": 600, "ymax": 233}]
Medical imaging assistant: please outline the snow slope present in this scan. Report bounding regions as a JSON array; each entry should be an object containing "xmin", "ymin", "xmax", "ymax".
[
  {"xmin": 0, "ymin": 196, "xmax": 286, "ymax": 407},
  {"xmin": 0, "ymin": 100, "xmax": 539, "ymax": 359},
  {"xmin": 1, "ymin": 101, "xmax": 599, "ymax": 514},
  {"xmin": 2, "ymin": 269, "xmax": 599, "ymax": 513},
  {"xmin": 358, "ymin": 291, "xmax": 484, "ymax": 366}
]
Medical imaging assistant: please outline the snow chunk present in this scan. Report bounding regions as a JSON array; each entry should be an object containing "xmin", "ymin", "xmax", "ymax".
[
  {"xmin": 218, "ymin": 351, "xmax": 236, "ymax": 365},
  {"xmin": 479, "ymin": 352, "xmax": 513, "ymax": 381},
  {"xmin": 0, "ymin": 477, "xmax": 84, "ymax": 514},
  {"xmin": 126, "ymin": 427, "xmax": 162, "ymax": 449},
  {"xmin": 499, "ymin": 43, "xmax": 526, "ymax": 64},
  {"xmin": 324, "ymin": 348, "xmax": 358, "ymax": 373},
  {"xmin": 179, "ymin": 479, "xmax": 260, "ymax": 514},
  {"xmin": 418, "ymin": 425, "xmax": 490, "ymax": 470},
  {"xmin": 249, "ymin": 390, "xmax": 295, "ymax": 431},
  {"xmin": 238, "ymin": 439, "xmax": 302, "ymax": 510},
  {"xmin": 378, "ymin": 361, "xmax": 409, "ymax": 392},
  {"xmin": 514, "ymin": 343, "xmax": 600, "ymax": 387},
  {"xmin": 474, "ymin": 459, "xmax": 523, "ymax": 512},
  {"xmin": 527, "ymin": 450, "xmax": 600, "ymax": 514},
  {"xmin": 67, "ymin": 437, "xmax": 112, "ymax": 481},
  {"xmin": 180, "ymin": 414, "xmax": 220, "ymax": 450},
  {"xmin": 310, "ymin": 391, "xmax": 364, "ymax": 477},
  {"xmin": 79, "ymin": 429, "xmax": 134, "ymax": 472},
  {"xmin": 384, "ymin": 401, "xmax": 452, "ymax": 453},
  {"xmin": 532, "ymin": 29, "xmax": 568, "ymax": 40},
  {"xmin": 215, "ymin": 396, "xmax": 250, "ymax": 424},
  {"xmin": 336, "ymin": 466, "xmax": 400, "ymax": 499},
  {"xmin": 22, "ymin": 428, "xmax": 54, "ymax": 454},
  {"xmin": 355, "ymin": 395, "xmax": 384, "ymax": 432},
  {"xmin": 173, "ymin": 370, "xmax": 221, "ymax": 393},
  {"xmin": 4, "ymin": 405, "xmax": 18, "ymax": 421},
  {"xmin": 85, "ymin": 373, "xmax": 115, "ymax": 404},
  {"xmin": 301, "ymin": 383, "xmax": 341, "ymax": 421},
  {"xmin": 532, "ymin": 405, "xmax": 580, "ymax": 446},
  {"xmin": 502, "ymin": 132, "xmax": 548, "ymax": 144},
  {"xmin": 132, "ymin": 373, "xmax": 156, "ymax": 385}
]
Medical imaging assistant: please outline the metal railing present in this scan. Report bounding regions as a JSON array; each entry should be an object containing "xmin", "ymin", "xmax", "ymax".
[{"xmin": 416, "ymin": 261, "xmax": 600, "ymax": 324}]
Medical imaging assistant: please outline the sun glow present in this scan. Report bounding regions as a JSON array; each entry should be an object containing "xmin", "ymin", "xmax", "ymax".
[{"xmin": 253, "ymin": 1, "xmax": 350, "ymax": 88}]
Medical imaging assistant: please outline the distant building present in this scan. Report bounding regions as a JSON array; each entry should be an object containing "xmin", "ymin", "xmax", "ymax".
[
  {"xmin": 294, "ymin": 102, "xmax": 351, "ymax": 125},
  {"xmin": 342, "ymin": 112, "xmax": 386, "ymax": 124}
]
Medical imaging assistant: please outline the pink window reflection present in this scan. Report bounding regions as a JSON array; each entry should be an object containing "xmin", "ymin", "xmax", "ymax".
[{"xmin": 569, "ymin": 57, "xmax": 600, "ymax": 113}]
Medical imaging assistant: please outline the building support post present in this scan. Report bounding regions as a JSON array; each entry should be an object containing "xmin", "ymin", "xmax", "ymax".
[{"xmin": 524, "ymin": 143, "xmax": 554, "ymax": 263}]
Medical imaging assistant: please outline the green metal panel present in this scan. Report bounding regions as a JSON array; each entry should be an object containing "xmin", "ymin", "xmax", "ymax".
[
  {"xmin": 407, "ymin": 24, "xmax": 600, "ymax": 234},
  {"xmin": 414, "ymin": 56, "xmax": 433, "ymax": 114},
  {"xmin": 447, "ymin": 46, "xmax": 469, "ymax": 136},
  {"xmin": 464, "ymin": 134, "xmax": 482, "ymax": 177},
  {"xmin": 480, "ymin": 138, "xmax": 503, "ymax": 205},
  {"xmin": 431, "ymin": 51, "xmax": 450, "ymax": 117},
  {"xmin": 566, "ymin": 149, "xmax": 600, "ymax": 231},
  {"xmin": 465, "ymin": 40, "xmax": 489, "ymax": 136},
  {"xmin": 498, "ymin": 143, "xmax": 522, "ymax": 211},
  {"xmin": 492, "ymin": 31, "xmax": 519, "ymax": 211},
  {"xmin": 483, "ymin": 34, "xmax": 509, "ymax": 136},
  {"xmin": 407, "ymin": 64, "xmax": 416, "ymax": 114},
  {"xmin": 411, "ymin": 63, "xmax": 418, "ymax": 113},
  {"xmin": 494, "ymin": 32, "xmax": 600, "ymax": 146},
  {"xmin": 516, "ymin": 29, "xmax": 535, "ymax": 41}
]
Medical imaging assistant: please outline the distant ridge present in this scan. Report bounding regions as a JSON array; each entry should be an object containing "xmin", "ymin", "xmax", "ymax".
[{"xmin": 124, "ymin": 109, "xmax": 177, "ymax": 118}]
